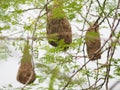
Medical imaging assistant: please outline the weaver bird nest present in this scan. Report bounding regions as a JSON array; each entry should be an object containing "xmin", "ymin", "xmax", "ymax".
[
  {"xmin": 85, "ymin": 20, "xmax": 101, "ymax": 60},
  {"xmin": 46, "ymin": 6, "xmax": 72, "ymax": 50},
  {"xmin": 17, "ymin": 43, "xmax": 36, "ymax": 84}
]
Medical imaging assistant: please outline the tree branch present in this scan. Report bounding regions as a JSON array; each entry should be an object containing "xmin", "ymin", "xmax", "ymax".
[{"xmin": 62, "ymin": 60, "xmax": 90, "ymax": 90}]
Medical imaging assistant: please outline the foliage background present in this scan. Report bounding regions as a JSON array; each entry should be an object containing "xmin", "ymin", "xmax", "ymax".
[{"xmin": 0, "ymin": 0, "xmax": 120, "ymax": 90}]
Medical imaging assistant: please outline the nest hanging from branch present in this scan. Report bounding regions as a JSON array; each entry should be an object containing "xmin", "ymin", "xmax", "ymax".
[
  {"xmin": 17, "ymin": 42, "xmax": 36, "ymax": 84},
  {"xmin": 46, "ymin": 0, "xmax": 72, "ymax": 50},
  {"xmin": 85, "ymin": 18, "xmax": 101, "ymax": 60}
]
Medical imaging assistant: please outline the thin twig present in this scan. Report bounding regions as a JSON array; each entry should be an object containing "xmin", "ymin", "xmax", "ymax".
[
  {"xmin": 21, "ymin": 1, "xmax": 52, "ymax": 89},
  {"xmin": 62, "ymin": 60, "xmax": 90, "ymax": 90},
  {"xmin": 31, "ymin": 0, "xmax": 52, "ymax": 67},
  {"xmin": 9, "ymin": 7, "xmax": 43, "ymax": 13},
  {"xmin": 105, "ymin": 1, "xmax": 120, "ymax": 89},
  {"xmin": 81, "ymin": 2, "xmax": 92, "ymax": 87}
]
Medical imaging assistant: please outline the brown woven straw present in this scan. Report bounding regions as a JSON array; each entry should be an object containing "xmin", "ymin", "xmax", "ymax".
[
  {"xmin": 85, "ymin": 18, "xmax": 101, "ymax": 60},
  {"xmin": 17, "ymin": 42, "xmax": 36, "ymax": 84},
  {"xmin": 46, "ymin": 2, "xmax": 72, "ymax": 50}
]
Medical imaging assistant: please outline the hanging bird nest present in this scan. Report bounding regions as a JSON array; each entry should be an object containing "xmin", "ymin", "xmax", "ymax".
[
  {"xmin": 46, "ymin": 0, "xmax": 72, "ymax": 50},
  {"xmin": 17, "ymin": 42, "xmax": 36, "ymax": 84},
  {"xmin": 85, "ymin": 18, "xmax": 101, "ymax": 60}
]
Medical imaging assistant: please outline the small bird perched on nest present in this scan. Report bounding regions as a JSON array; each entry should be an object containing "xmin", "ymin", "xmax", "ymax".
[
  {"xmin": 85, "ymin": 17, "xmax": 101, "ymax": 60},
  {"xmin": 17, "ymin": 41, "xmax": 36, "ymax": 84},
  {"xmin": 46, "ymin": 0, "xmax": 72, "ymax": 50}
]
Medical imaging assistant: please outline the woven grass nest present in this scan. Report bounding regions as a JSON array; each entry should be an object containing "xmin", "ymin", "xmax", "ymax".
[
  {"xmin": 85, "ymin": 19, "xmax": 101, "ymax": 60},
  {"xmin": 17, "ymin": 43, "xmax": 36, "ymax": 84},
  {"xmin": 46, "ymin": 4, "xmax": 72, "ymax": 50}
]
